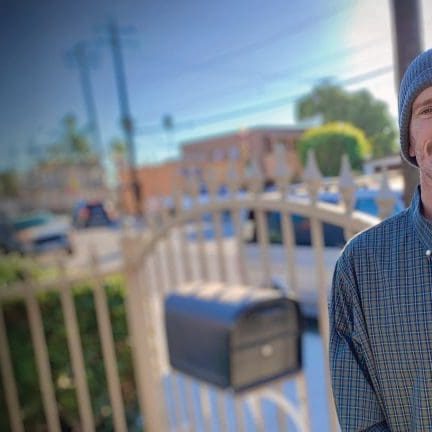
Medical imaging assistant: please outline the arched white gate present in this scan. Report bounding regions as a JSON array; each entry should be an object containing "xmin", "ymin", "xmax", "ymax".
[{"xmin": 123, "ymin": 149, "xmax": 398, "ymax": 432}]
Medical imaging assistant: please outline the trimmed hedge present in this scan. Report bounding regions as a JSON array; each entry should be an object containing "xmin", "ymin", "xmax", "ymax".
[
  {"xmin": 298, "ymin": 121, "xmax": 372, "ymax": 176},
  {"xmin": 0, "ymin": 256, "xmax": 140, "ymax": 431}
]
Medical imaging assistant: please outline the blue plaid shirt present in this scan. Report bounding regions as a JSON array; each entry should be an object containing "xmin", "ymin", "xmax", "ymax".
[{"xmin": 329, "ymin": 187, "xmax": 432, "ymax": 431}]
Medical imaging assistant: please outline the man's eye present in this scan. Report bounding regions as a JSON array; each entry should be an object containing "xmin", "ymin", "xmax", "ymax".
[{"xmin": 420, "ymin": 106, "xmax": 432, "ymax": 115}]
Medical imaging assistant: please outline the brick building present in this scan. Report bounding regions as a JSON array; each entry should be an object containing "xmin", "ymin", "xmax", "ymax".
[
  {"xmin": 181, "ymin": 126, "xmax": 305, "ymax": 185},
  {"xmin": 119, "ymin": 126, "xmax": 306, "ymax": 214},
  {"xmin": 118, "ymin": 159, "xmax": 181, "ymax": 214}
]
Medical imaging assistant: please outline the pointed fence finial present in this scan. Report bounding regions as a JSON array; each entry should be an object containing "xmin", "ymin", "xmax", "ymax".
[
  {"xmin": 170, "ymin": 172, "xmax": 185, "ymax": 215},
  {"xmin": 303, "ymin": 150, "xmax": 322, "ymax": 201},
  {"xmin": 172, "ymin": 186, "xmax": 183, "ymax": 215},
  {"xmin": 159, "ymin": 196, "xmax": 170, "ymax": 224},
  {"xmin": 179, "ymin": 171, "xmax": 189, "ymax": 197},
  {"xmin": 227, "ymin": 149, "xmax": 241, "ymax": 195},
  {"xmin": 204, "ymin": 168, "xmax": 218, "ymax": 197},
  {"xmin": 246, "ymin": 158, "xmax": 263, "ymax": 195},
  {"xmin": 274, "ymin": 143, "xmax": 293, "ymax": 195},
  {"xmin": 186, "ymin": 170, "xmax": 200, "ymax": 198},
  {"xmin": 145, "ymin": 196, "xmax": 160, "ymax": 230},
  {"xmin": 338, "ymin": 154, "xmax": 356, "ymax": 213},
  {"xmin": 376, "ymin": 168, "xmax": 396, "ymax": 219}
]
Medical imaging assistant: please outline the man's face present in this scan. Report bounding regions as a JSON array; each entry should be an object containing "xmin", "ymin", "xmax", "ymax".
[{"xmin": 409, "ymin": 86, "xmax": 432, "ymax": 180}]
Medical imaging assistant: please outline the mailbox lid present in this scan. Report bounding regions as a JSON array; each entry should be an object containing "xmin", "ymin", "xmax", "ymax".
[{"xmin": 230, "ymin": 297, "xmax": 302, "ymax": 349}]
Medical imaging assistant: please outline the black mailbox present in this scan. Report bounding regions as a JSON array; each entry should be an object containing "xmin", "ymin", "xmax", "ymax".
[{"xmin": 164, "ymin": 283, "xmax": 303, "ymax": 392}]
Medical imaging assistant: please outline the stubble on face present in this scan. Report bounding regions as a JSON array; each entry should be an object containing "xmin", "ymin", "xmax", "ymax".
[
  {"xmin": 409, "ymin": 86, "xmax": 432, "ymax": 218},
  {"xmin": 409, "ymin": 134, "xmax": 432, "ymax": 184}
]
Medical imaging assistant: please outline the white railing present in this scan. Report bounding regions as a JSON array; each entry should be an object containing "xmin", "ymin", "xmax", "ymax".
[
  {"xmin": 123, "ymin": 149, "xmax": 397, "ymax": 432},
  {"xmin": 0, "ymin": 149, "xmax": 399, "ymax": 431},
  {"xmin": 0, "ymin": 255, "xmax": 130, "ymax": 432}
]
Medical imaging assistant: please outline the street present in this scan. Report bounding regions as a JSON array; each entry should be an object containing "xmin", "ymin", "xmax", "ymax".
[{"xmin": 66, "ymin": 226, "xmax": 123, "ymax": 272}]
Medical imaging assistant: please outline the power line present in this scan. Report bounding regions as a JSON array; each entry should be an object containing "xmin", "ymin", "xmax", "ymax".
[
  {"xmin": 147, "ymin": 1, "xmax": 355, "ymax": 82},
  {"xmin": 141, "ymin": 36, "xmax": 389, "ymax": 119},
  {"xmin": 137, "ymin": 64, "xmax": 393, "ymax": 136},
  {"xmin": 137, "ymin": 14, "xmax": 432, "ymax": 119}
]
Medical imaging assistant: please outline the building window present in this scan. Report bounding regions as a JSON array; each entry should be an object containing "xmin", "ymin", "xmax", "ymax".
[
  {"xmin": 213, "ymin": 148, "xmax": 225, "ymax": 161},
  {"xmin": 229, "ymin": 146, "xmax": 239, "ymax": 160},
  {"xmin": 263, "ymin": 136, "xmax": 273, "ymax": 154}
]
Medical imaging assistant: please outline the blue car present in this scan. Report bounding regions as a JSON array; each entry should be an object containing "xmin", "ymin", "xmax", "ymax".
[
  {"xmin": 244, "ymin": 187, "xmax": 405, "ymax": 247},
  {"xmin": 72, "ymin": 200, "xmax": 118, "ymax": 228}
]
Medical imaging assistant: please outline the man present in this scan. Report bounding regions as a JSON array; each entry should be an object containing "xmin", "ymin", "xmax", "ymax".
[{"xmin": 329, "ymin": 48, "xmax": 432, "ymax": 431}]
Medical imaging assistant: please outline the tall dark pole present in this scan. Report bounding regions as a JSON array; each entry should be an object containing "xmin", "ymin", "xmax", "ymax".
[
  {"xmin": 108, "ymin": 20, "xmax": 142, "ymax": 215},
  {"xmin": 390, "ymin": 0, "xmax": 422, "ymax": 206},
  {"xmin": 73, "ymin": 42, "xmax": 104, "ymax": 159}
]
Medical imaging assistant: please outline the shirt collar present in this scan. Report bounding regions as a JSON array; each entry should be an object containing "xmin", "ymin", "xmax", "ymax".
[{"xmin": 410, "ymin": 186, "xmax": 432, "ymax": 252}]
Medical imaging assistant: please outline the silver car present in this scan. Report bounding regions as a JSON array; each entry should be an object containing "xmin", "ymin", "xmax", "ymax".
[{"xmin": 0, "ymin": 212, "xmax": 73, "ymax": 256}]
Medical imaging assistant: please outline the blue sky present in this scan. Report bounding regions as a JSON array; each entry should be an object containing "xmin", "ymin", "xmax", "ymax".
[{"xmin": 1, "ymin": 0, "xmax": 431, "ymax": 171}]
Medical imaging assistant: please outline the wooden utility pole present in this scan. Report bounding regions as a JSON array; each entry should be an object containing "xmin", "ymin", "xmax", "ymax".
[
  {"xmin": 108, "ymin": 20, "xmax": 142, "ymax": 215},
  {"xmin": 390, "ymin": 0, "xmax": 422, "ymax": 206}
]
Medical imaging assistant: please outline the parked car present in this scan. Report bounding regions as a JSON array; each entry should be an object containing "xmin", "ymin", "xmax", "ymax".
[
  {"xmin": 182, "ymin": 186, "xmax": 404, "ymax": 318},
  {"xmin": 0, "ymin": 211, "xmax": 73, "ymax": 256},
  {"xmin": 243, "ymin": 187, "xmax": 405, "ymax": 246},
  {"xmin": 242, "ymin": 187, "xmax": 404, "ymax": 318},
  {"xmin": 0, "ymin": 213, "xmax": 18, "ymax": 254},
  {"xmin": 72, "ymin": 200, "xmax": 117, "ymax": 228}
]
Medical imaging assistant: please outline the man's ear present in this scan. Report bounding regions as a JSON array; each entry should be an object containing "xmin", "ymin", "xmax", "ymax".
[{"xmin": 409, "ymin": 145, "xmax": 416, "ymax": 157}]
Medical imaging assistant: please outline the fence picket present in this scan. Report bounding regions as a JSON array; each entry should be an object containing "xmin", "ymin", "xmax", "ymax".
[
  {"xmin": 296, "ymin": 372, "xmax": 312, "ymax": 431},
  {"xmin": 91, "ymin": 252, "xmax": 128, "ymax": 432},
  {"xmin": 231, "ymin": 207, "xmax": 249, "ymax": 285},
  {"xmin": 234, "ymin": 396, "xmax": 247, "ymax": 432},
  {"xmin": 193, "ymin": 211, "xmax": 210, "ymax": 281},
  {"xmin": 58, "ymin": 263, "xmax": 95, "ymax": 432},
  {"xmin": 178, "ymin": 221, "xmax": 194, "ymax": 282},
  {"xmin": 0, "ymin": 305, "xmax": 24, "ymax": 432},
  {"xmin": 255, "ymin": 207, "xmax": 271, "ymax": 287},
  {"xmin": 309, "ymin": 216, "xmax": 339, "ymax": 432},
  {"xmin": 168, "ymin": 374, "xmax": 186, "ymax": 431},
  {"xmin": 154, "ymin": 239, "xmax": 187, "ymax": 431},
  {"xmin": 122, "ymin": 244, "xmax": 169, "ymax": 432},
  {"xmin": 247, "ymin": 396, "xmax": 266, "ymax": 432},
  {"xmin": 212, "ymin": 208, "xmax": 228, "ymax": 282},
  {"xmin": 183, "ymin": 377, "xmax": 199, "ymax": 431},
  {"xmin": 216, "ymin": 392, "xmax": 229, "ymax": 432},
  {"xmin": 24, "ymin": 283, "xmax": 61, "ymax": 432},
  {"xmin": 174, "ymin": 189, "xmax": 194, "ymax": 282},
  {"xmin": 281, "ymin": 212, "xmax": 299, "ymax": 295},
  {"xmin": 199, "ymin": 385, "xmax": 213, "ymax": 431},
  {"xmin": 207, "ymin": 172, "xmax": 228, "ymax": 282}
]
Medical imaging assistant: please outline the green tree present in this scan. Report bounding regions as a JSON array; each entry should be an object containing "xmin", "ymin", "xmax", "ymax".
[
  {"xmin": 295, "ymin": 82, "xmax": 397, "ymax": 158},
  {"xmin": 298, "ymin": 122, "xmax": 372, "ymax": 176},
  {"xmin": 48, "ymin": 114, "xmax": 93, "ymax": 162},
  {"xmin": 0, "ymin": 170, "xmax": 19, "ymax": 197},
  {"xmin": 110, "ymin": 138, "xmax": 127, "ymax": 159}
]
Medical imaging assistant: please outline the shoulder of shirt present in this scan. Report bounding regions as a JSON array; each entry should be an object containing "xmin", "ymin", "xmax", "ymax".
[{"xmin": 338, "ymin": 207, "xmax": 411, "ymax": 265}]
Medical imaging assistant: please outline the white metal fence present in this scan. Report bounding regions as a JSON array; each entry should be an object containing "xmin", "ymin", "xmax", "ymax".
[{"xmin": 0, "ymin": 149, "xmax": 398, "ymax": 431}]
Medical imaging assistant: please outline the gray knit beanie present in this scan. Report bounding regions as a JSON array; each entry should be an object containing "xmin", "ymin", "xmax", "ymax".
[{"xmin": 399, "ymin": 48, "xmax": 432, "ymax": 167}]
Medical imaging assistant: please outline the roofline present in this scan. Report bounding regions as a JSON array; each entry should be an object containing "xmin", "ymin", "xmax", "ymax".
[{"xmin": 181, "ymin": 125, "xmax": 306, "ymax": 148}]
